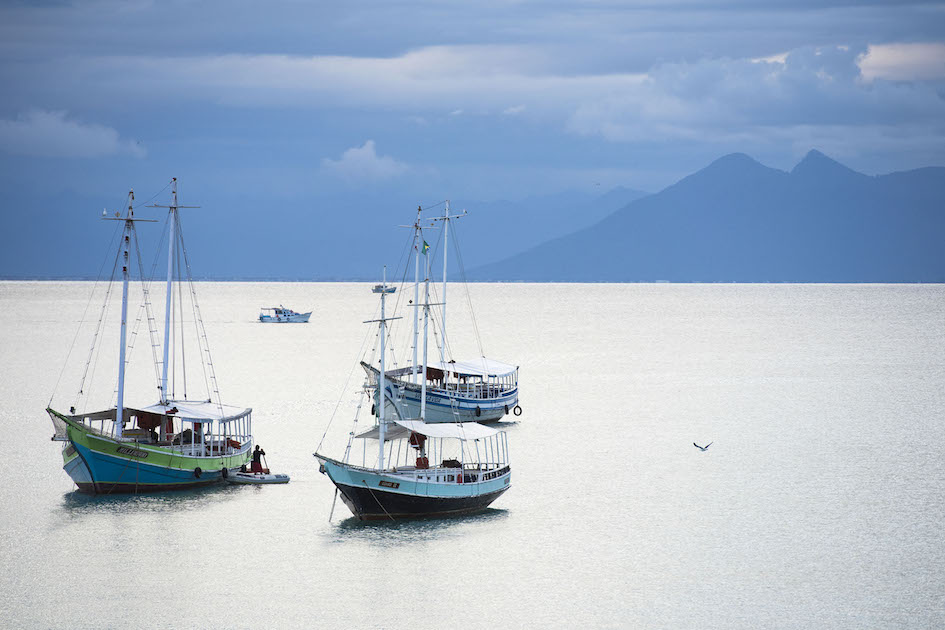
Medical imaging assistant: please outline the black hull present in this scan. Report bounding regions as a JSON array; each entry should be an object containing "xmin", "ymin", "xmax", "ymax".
[{"xmin": 336, "ymin": 483, "xmax": 509, "ymax": 521}]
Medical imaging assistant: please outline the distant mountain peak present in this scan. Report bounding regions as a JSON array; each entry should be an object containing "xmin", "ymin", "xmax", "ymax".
[
  {"xmin": 670, "ymin": 151, "xmax": 779, "ymax": 192},
  {"xmin": 711, "ymin": 152, "xmax": 761, "ymax": 167},
  {"xmin": 699, "ymin": 152, "xmax": 772, "ymax": 176},
  {"xmin": 791, "ymin": 149, "xmax": 860, "ymax": 178}
]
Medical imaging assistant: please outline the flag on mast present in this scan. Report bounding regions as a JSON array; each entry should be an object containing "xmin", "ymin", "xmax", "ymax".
[{"xmin": 422, "ymin": 240, "xmax": 430, "ymax": 255}]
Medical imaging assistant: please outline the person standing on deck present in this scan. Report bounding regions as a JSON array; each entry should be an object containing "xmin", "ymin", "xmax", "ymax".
[{"xmin": 251, "ymin": 445, "xmax": 266, "ymax": 473}]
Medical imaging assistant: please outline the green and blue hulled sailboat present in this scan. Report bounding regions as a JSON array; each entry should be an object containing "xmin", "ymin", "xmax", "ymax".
[{"xmin": 47, "ymin": 181, "xmax": 254, "ymax": 493}]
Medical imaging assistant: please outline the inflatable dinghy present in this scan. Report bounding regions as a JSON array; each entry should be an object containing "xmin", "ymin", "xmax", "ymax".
[{"xmin": 227, "ymin": 471, "xmax": 290, "ymax": 485}]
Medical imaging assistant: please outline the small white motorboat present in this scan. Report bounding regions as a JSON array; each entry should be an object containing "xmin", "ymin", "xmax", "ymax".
[
  {"xmin": 259, "ymin": 306, "xmax": 311, "ymax": 323},
  {"xmin": 226, "ymin": 471, "xmax": 290, "ymax": 485}
]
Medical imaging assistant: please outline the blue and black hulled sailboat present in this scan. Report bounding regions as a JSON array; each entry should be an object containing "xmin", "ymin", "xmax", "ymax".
[{"xmin": 315, "ymin": 267, "xmax": 511, "ymax": 520}]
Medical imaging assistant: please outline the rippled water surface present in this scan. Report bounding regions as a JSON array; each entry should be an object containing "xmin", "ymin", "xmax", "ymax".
[{"xmin": 1, "ymin": 282, "xmax": 943, "ymax": 629}]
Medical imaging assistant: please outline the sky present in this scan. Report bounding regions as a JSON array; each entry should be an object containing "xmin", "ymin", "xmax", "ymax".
[{"xmin": 1, "ymin": 1, "xmax": 944, "ymax": 276}]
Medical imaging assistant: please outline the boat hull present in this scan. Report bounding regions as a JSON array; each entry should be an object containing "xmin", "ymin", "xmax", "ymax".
[
  {"xmin": 227, "ymin": 472, "xmax": 290, "ymax": 485},
  {"xmin": 387, "ymin": 385, "xmax": 517, "ymax": 423},
  {"xmin": 317, "ymin": 456, "xmax": 510, "ymax": 521},
  {"xmin": 51, "ymin": 409, "xmax": 251, "ymax": 494},
  {"xmin": 335, "ymin": 482, "xmax": 508, "ymax": 520},
  {"xmin": 369, "ymin": 372, "xmax": 519, "ymax": 423},
  {"xmin": 259, "ymin": 312, "xmax": 311, "ymax": 323}
]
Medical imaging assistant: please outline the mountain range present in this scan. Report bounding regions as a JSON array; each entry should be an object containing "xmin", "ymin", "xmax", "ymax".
[
  {"xmin": 3, "ymin": 150, "xmax": 943, "ymax": 282},
  {"xmin": 467, "ymin": 151, "xmax": 945, "ymax": 282},
  {"xmin": 0, "ymin": 184, "xmax": 646, "ymax": 280}
]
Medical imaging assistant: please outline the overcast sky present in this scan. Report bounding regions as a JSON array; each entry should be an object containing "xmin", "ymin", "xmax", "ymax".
[{"xmin": 1, "ymin": 1, "xmax": 943, "ymax": 222}]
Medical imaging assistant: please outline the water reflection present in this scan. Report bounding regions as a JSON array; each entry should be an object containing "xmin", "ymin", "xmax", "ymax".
[
  {"xmin": 328, "ymin": 508, "xmax": 510, "ymax": 545},
  {"xmin": 56, "ymin": 483, "xmax": 241, "ymax": 517}
]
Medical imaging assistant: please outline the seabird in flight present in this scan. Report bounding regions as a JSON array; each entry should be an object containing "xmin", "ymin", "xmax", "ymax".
[{"xmin": 693, "ymin": 442, "xmax": 713, "ymax": 451}]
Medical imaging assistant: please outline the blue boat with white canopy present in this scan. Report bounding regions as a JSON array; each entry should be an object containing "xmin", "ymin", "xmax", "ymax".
[{"xmin": 361, "ymin": 202, "xmax": 521, "ymax": 424}]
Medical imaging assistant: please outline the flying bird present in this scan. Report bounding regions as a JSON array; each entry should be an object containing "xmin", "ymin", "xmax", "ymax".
[{"xmin": 693, "ymin": 442, "xmax": 713, "ymax": 451}]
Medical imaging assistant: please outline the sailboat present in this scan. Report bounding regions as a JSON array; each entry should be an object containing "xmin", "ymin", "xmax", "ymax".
[
  {"xmin": 315, "ymin": 266, "xmax": 511, "ymax": 521},
  {"xmin": 362, "ymin": 203, "xmax": 521, "ymax": 424},
  {"xmin": 46, "ymin": 180, "xmax": 254, "ymax": 493}
]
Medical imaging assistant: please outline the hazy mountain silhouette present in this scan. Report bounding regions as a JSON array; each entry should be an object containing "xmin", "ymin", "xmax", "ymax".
[
  {"xmin": 467, "ymin": 151, "xmax": 945, "ymax": 282},
  {"xmin": 0, "ymin": 186, "xmax": 646, "ymax": 280}
]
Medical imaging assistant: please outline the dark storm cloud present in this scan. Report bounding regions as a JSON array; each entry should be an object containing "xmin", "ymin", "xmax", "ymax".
[{"xmin": 0, "ymin": 0, "xmax": 943, "ymax": 195}]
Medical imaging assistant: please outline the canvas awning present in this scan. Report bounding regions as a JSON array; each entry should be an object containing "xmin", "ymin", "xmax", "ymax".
[
  {"xmin": 356, "ymin": 419, "xmax": 499, "ymax": 441},
  {"xmin": 137, "ymin": 401, "xmax": 251, "ymax": 424},
  {"xmin": 428, "ymin": 358, "xmax": 518, "ymax": 378}
]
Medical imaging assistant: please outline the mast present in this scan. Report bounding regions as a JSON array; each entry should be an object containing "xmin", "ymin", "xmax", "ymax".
[
  {"xmin": 440, "ymin": 200, "xmax": 449, "ymax": 366},
  {"xmin": 412, "ymin": 206, "xmax": 421, "ymax": 384},
  {"xmin": 148, "ymin": 178, "xmax": 198, "ymax": 404},
  {"xmin": 369, "ymin": 268, "xmax": 399, "ymax": 470},
  {"xmin": 378, "ymin": 268, "xmax": 388, "ymax": 470},
  {"xmin": 431, "ymin": 203, "xmax": 464, "ymax": 380},
  {"xmin": 420, "ymin": 251, "xmax": 431, "ymax": 421},
  {"xmin": 115, "ymin": 191, "xmax": 134, "ymax": 438},
  {"xmin": 160, "ymin": 178, "xmax": 177, "ymax": 403}
]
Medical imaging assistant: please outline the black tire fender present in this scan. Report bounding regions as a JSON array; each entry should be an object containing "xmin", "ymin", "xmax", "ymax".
[
  {"xmin": 194, "ymin": 466, "xmax": 203, "ymax": 478},
  {"xmin": 513, "ymin": 405, "xmax": 522, "ymax": 416}
]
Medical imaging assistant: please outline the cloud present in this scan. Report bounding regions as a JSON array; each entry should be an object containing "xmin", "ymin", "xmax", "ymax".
[
  {"xmin": 3, "ymin": 34, "xmax": 944, "ymax": 179},
  {"xmin": 858, "ymin": 43, "xmax": 945, "ymax": 81},
  {"xmin": 0, "ymin": 110, "xmax": 145, "ymax": 158},
  {"xmin": 565, "ymin": 45, "xmax": 945, "ymax": 150},
  {"xmin": 321, "ymin": 140, "xmax": 408, "ymax": 181}
]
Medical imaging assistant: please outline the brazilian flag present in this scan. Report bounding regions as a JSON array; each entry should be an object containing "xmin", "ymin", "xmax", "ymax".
[{"xmin": 422, "ymin": 240, "xmax": 430, "ymax": 255}]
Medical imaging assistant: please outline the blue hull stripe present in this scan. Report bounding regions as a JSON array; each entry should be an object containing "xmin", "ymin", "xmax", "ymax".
[{"xmin": 72, "ymin": 442, "xmax": 220, "ymax": 488}]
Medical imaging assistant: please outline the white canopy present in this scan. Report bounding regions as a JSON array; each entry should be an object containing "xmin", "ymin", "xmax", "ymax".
[
  {"xmin": 429, "ymin": 358, "xmax": 518, "ymax": 378},
  {"xmin": 356, "ymin": 419, "xmax": 499, "ymax": 441},
  {"xmin": 137, "ymin": 401, "xmax": 251, "ymax": 424}
]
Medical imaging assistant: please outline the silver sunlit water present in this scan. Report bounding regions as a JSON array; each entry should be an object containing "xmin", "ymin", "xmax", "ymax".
[{"xmin": 1, "ymin": 282, "xmax": 943, "ymax": 628}]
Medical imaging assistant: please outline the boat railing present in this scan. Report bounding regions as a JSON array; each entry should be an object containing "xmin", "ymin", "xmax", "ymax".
[
  {"xmin": 379, "ymin": 379, "xmax": 517, "ymax": 401},
  {"xmin": 118, "ymin": 433, "xmax": 252, "ymax": 458},
  {"xmin": 399, "ymin": 462, "xmax": 508, "ymax": 484}
]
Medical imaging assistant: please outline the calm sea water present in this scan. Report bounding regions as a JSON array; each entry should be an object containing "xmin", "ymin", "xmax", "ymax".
[{"xmin": 1, "ymin": 282, "xmax": 943, "ymax": 629}]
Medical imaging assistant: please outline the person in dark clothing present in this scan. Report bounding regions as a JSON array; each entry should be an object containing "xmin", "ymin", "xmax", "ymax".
[{"xmin": 251, "ymin": 445, "xmax": 266, "ymax": 473}]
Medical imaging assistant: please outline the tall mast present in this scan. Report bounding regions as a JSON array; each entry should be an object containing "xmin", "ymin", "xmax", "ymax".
[
  {"xmin": 431, "ymin": 203, "xmax": 464, "ymax": 377},
  {"xmin": 440, "ymin": 200, "xmax": 449, "ymax": 366},
  {"xmin": 148, "ymin": 178, "xmax": 198, "ymax": 404},
  {"xmin": 369, "ymin": 268, "xmax": 398, "ymax": 470},
  {"xmin": 420, "ymin": 252, "xmax": 431, "ymax": 421},
  {"xmin": 115, "ymin": 190, "xmax": 134, "ymax": 438},
  {"xmin": 378, "ymin": 268, "xmax": 387, "ymax": 470},
  {"xmin": 160, "ymin": 178, "xmax": 177, "ymax": 403},
  {"xmin": 412, "ymin": 206, "xmax": 421, "ymax": 384}
]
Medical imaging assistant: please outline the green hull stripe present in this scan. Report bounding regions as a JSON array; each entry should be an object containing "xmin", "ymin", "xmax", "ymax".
[{"xmin": 50, "ymin": 408, "xmax": 251, "ymax": 472}]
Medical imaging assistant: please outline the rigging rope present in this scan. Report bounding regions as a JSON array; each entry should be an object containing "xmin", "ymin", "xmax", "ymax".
[
  {"xmin": 133, "ymin": 180, "xmax": 173, "ymax": 211},
  {"xmin": 314, "ymin": 290, "xmax": 381, "ymax": 455},
  {"xmin": 176, "ymin": 207, "xmax": 224, "ymax": 416},
  {"xmin": 128, "ymin": 225, "xmax": 164, "ymax": 397},
  {"xmin": 112, "ymin": 223, "xmax": 161, "ymax": 404},
  {"xmin": 75, "ymin": 234, "xmax": 123, "ymax": 411},
  {"xmin": 449, "ymin": 219, "xmax": 486, "ymax": 358},
  {"xmin": 49, "ymin": 213, "xmax": 124, "ymax": 408},
  {"xmin": 176, "ymin": 230, "xmax": 188, "ymax": 399}
]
